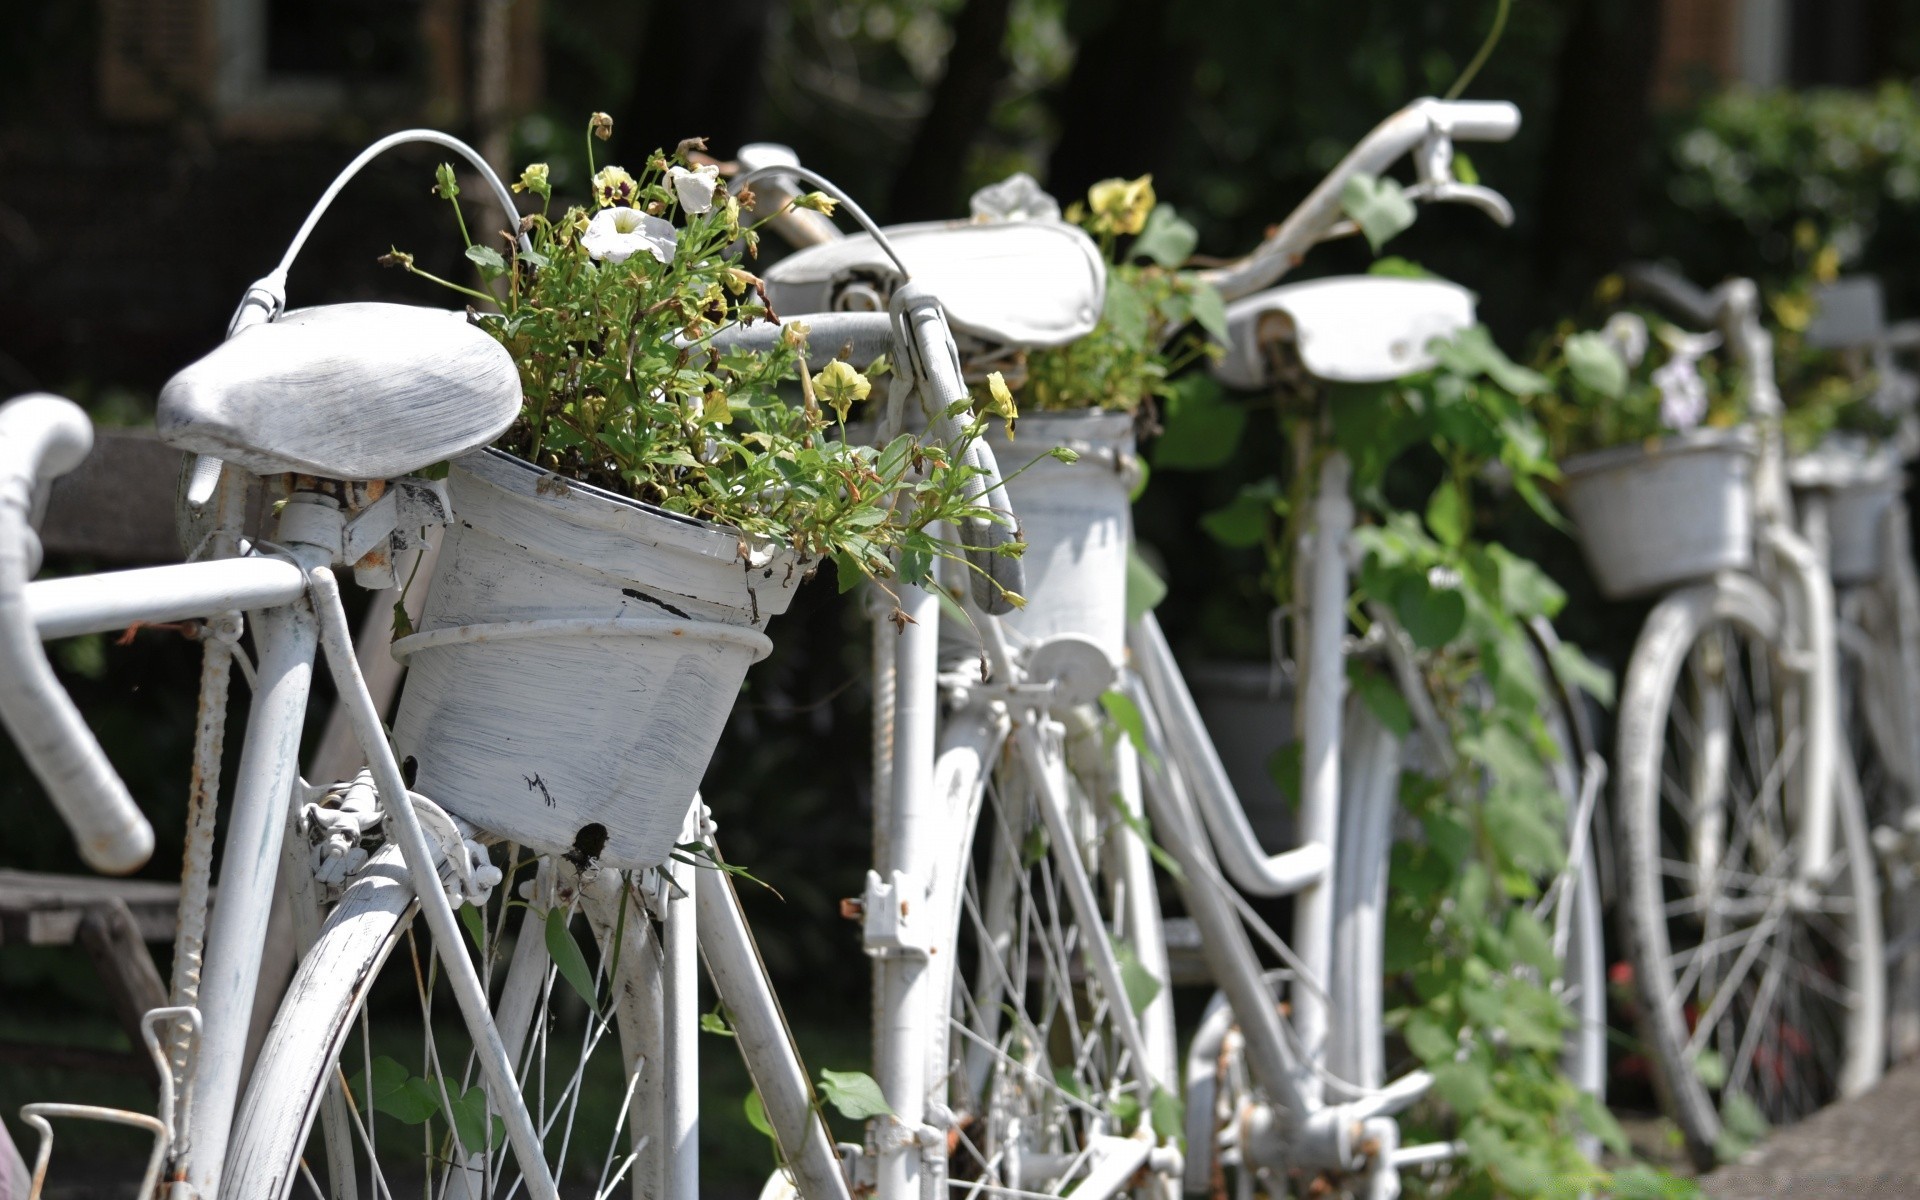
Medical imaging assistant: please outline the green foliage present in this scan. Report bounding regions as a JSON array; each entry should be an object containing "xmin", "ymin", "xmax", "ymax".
[
  {"xmin": 1016, "ymin": 176, "xmax": 1225, "ymax": 414},
  {"xmin": 391, "ymin": 117, "xmax": 1015, "ymax": 595},
  {"xmin": 1342, "ymin": 172, "xmax": 1418, "ymax": 252},
  {"xmin": 816, "ymin": 1068, "xmax": 893, "ymax": 1120},
  {"xmin": 1528, "ymin": 309, "xmax": 1743, "ymax": 459}
]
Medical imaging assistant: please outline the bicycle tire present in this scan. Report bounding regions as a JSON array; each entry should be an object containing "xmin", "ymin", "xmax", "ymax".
[
  {"xmin": 1617, "ymin": 573, "xmax": 1884, "ymax": 1166},
  {"xmin": 915, "ymin": 706, "xmax": 1177, "ymax": 1197},
  {"xmin": 224, "ymin": 843, "xmax": 669, "ymax": 1200}
]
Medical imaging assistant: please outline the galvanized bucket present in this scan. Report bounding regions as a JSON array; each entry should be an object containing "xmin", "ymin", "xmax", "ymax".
[
  {"xmin": 979, "ymin": 409, "xmax": 1140, "ymax": 663},
  {"xmin": 1561, "ymin": 427, "xmax": 1758, "ymax": 601},
  {"xmin": 1791, "ymin": 442, "xmax": 1903, "ymax": 585},
  {"xmin": 391, "ymin": 449, "xmax": 805, "ymax": 870}
]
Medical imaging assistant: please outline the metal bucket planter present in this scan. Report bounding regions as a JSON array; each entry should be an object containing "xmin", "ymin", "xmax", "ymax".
[
  {"xmin": 1791, "ymin": 444, "xmax": 1903, "ymax": 585},
  {"xmin": 980, "ymin": 410, "xmax": 1139, "ymax": 663},
  {"xmin": 391, "ymin": 449, "xmax": 805, "ymax": 870},
  {"xmin": 1561, "ymin": 427, "xmax": 1758, "ymax": 601}
]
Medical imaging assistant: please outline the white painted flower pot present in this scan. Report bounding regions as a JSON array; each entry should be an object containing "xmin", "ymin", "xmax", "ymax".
[
  {"xmin": 1561, "ymin": 427, "xmax": 1758, "ymax": 601},
  {"xmin": 391, "ymin": 449, "xmax": 805, "ymax": 870},
  {"xmin": 981, "ymin": 410, "xmax": 1139, "ymax": 663},
  {"xmin": 1791, "ymin": 442, "xmax": 1903, "ymax": 585}
]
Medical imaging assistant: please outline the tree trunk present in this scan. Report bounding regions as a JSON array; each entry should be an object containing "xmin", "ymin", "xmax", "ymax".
[
  {"xmin": 1044, "ymin": 0, "xmax": 1195, "ymax": 207},
  {"xmin": 1531, "ymin": 0, "xmax": 1663, "ymax": 309},
  {"xmin": 887, "ymin": 0, "xmax": 1017, "ymax": 220},
  {"xmin": 617, "ymin": 0, "xmax": 777, "ymax": 157}
]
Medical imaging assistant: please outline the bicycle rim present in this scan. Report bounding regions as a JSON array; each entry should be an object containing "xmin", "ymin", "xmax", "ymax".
[
  {"xmin": 1618, "ymin": 577, "xmax": 1883, "ymax": 1165},
  {"xmin": 225, "ymin": 843, "xmax": 667, "ymax": 1200},
  {"xmin": 929, "ymin": 717, "xmax": 1168, "ymax": 1196}
]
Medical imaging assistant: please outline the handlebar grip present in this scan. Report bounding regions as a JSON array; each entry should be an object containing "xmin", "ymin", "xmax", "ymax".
[
  {"xmin": 0, "ymin": 395, "xmax": 155, "ymax": 875},
  {"xmin": 1427, "ymin": 99, "xmax": 1521, "ymax": 141}
]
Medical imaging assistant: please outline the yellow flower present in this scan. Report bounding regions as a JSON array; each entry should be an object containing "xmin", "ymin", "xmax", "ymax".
[
  {"xmin": 792, "ymin": 191, "xmax": 839, "ymax": 216},
  {"xmin": 1087, "ymin": 175, "xmax": 1155, "ymax": 236},
  {"xmin": 815, "ymin": 360, "xmax": 872, "ymax": 423},
  {"xmin": 1771, "ymin": 291, "xmax": 1813, "ymax": 333},
  {"xmin": 511, "ymin": 163, "xmax": 551, "ymax": 199},
  {"xmin": 722, "ymin": 267, "xmax": 758, "ymax": 297},
  {"xmin": 985, "ymin": 371, "xmax": 1019, "ymax": 426},
  {"xmin": 591, "ymin": 166, "xmax": 637, "ymax": 208},
  {"xmin": 782, "ymin": 319, "xmax": 812, "ymax": 351},
  {"xmin": 1813, "ymin": 244, "xmax": 1841, "ymax": 284}
]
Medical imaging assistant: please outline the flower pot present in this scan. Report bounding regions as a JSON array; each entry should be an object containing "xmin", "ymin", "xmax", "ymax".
[
  {"xmin": 1791, "ymin": 441, "xmax": 1903, "ymax": 585},
  {"xmin": 979, "ymin": 410, "xmax": 1140, "ymax": 663},
  {"xmin": 391, "ymin": 449, "xmax": 805, "ymax": 870},
  {"xmin": 1561, "ymin": 427, "xmax": 1758, "ymax": 601}
]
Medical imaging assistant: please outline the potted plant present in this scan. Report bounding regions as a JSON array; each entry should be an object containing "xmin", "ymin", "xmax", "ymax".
[
  {"xmin": 380, "ymin": 118, "xmax": 1010, "ymax": 870},
  {"xmin": 969, "ymin": 173, "xmax": 1224, "ymax": 661},
  {"xmin": 1533, "ymin": 306, "xmax": 1754, "ymax": 601}
]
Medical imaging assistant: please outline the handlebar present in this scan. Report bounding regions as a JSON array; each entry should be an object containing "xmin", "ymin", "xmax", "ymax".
[
  {"xmin": 1198, "ymin": 97, "xmax": 1521, "ymax": 303},
  {"xmin": 1622, "ymin": 264, "xmax": 1780, "ymax": 420},
  {"xmin": 0, "ymin": 395, "xmax": 155, "ymax": 874}
]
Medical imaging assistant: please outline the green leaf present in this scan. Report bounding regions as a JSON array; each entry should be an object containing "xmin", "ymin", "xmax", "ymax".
[
  {"xmin": 1149, "ymin": 1087, "xmax": 1184, "ymax": 1141},
  {"xmin": 1100, "ymin": 690, "xmax": 1153, "ymax": 762},
  {"xmin": 359, "ymin": 1055, "xmax": 440, "ymax": 1125},
  {"xmin": 1266, "ymin": 742, "xmax": 1303, "ymax": 807},
  {"xmin": 1572, "ymin": 1089, "xmax": 1630, "ymax": 1156},
  {"xmin": 1125, "ymin": 545, "xmax": 1167, "ymax": 623},
  {"xmin": 1452, "ymin": 151, "xmax": 1480, "ymax": 186},
  {"xmin": 1425, "ymin": 479, "xmax": 1469, "ymax": 547},
  {"xmin": 1429, "ymin": 1059, "xmax": 1491, "ymax": 1116},
  {"xmin": 1188, "ymin": 283, "xmax": 1230, "ymax": 342},
  {"xmin": 817, "ymin": 1069, "xmax": 893, "ymax": 1120},
  {"xmin": 1489, "ymin": 543, "xmax": 1567, "ymax": 618},
  {"xmin": 744, "ymin": 1088, "xmax": 775, "ymax": 1139},
  {"xmin": 544, "ymin": 906, "xmax": 600, "ymax": 1014},
  {"xmin": 1103, "ymin": 274, "xmax": 1151, "ymax": 343},
  {"xmin": 1350, "ymin": 665, "xmax": 1413, "ymax": 737},
  {"xmin": 1564, "ymin": 331, "xmax": 1629, "ymax": 398},
  {"xmin": 1392, "ymin": 574, "xmax": 1467, "ymax": 649},
  {"xmin": 1109, "ymin": 1093, "xmax": 1141, "ymax": 1127},
  {"xmin": 1402, "ymin": 1010, "xmax": 1455, "ymax": 1064},
  {"xmin": 1719, "ymin": 1089, "xmax": 1769, "ymax": 1147},
  {"xmin": 1692, "ymin": 1047, "xmax": 1727, "ymax": 1089},
  {"xmin": 1341, "ymin": 173, "xmax": 1417, "ymax": 252},
  {"xmin": 1132, "ymin": 205, "xmax": 1199, "ymax": 268},
  {"xmin": 700, "ymin": 1006, "xmax": 735, "ymax": 1037},
  {"xmin": 1368, "ymin": 255, "xmax": 1436, "ymax": 279},
  {"xmin": 1550, "ymin": 640, "xmax": 1616, "ymax": 708},
  {"xmin": 1113, "ymin": 938, "xmax": 1163, "ymax": 1015},
  {"xmin": 465, "ymin": 244, "xmax": 507, "ymax": 275},
  {"xmin": 1200, "ymin": 478, "xmax": 1282, "ymax": 548},
  {"xmin": 445, "ymin": 1085, "xmax": 504, "ymax": 1152},
  {"xmin": 458, "ymin": 902, "xmax": 485, "ymax": 948},
  {"xmin": 391, "ymin": 600, "xmax": 415, "ymax": 641},
  {"xmin": 1611, "ymin": 1164, "xmax": 1703, "ymax": 1200},
  {"xmin": 1505, "ymin": 908, "xmax": 1559, "ymax": 979},
  {"xmin": 1429, "ymin": 326, "xmax": 1550, "ymax": 396},
  {"xmin": 1153, "ymin": 376, "xmax": 1243, "ymax": 469}
]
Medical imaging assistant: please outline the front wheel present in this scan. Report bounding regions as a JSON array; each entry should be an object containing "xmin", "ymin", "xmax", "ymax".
[{"xmin": 1617, "ymin": 574, "xmax": 1884, "ymax": 1166}]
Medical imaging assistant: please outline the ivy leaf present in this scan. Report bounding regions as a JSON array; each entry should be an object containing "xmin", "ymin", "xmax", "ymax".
[
  {"xmin": 1349, "ymin": 665, "xmax": 1413, "ymax": 738},
  {"xmin": 1429, "ymin": 1059, "xmax": 1491, "ymax": 1116},
  {"xmin": 1113, "ymin": 938, "xmax": 1163, "ymax": 1015},
  {"xmin": 359, "ymin": 1055, "xmax": 440, "ymax": 1125},
  {"xmin": 1099, "ymin": 690, "xmax": 1154, "ymax": 763},
  {"xmin": 1392, "ymin": 574, "xmax": 1467, "ymax": 649},
  {"xmin": 817, "ymin": 1069, "xmax": 893, "ymax": 1120},
  {"xmin": 1341, "ymin": 173, "xmax": 1416, "ymax": 253},
  {"xmin": 1125, "ymin": 545, "xmax": 1167, "ymax": 623},
  {"xmin": 1132, "ymin": 205, "xmax": 1199, "ymax": 267},
  {"xmin": 743, "ymin": 1088, "xmax": 775, "ymax": 1139},
  {"xmin": 1401, "ymin": 1010, "xmax": 1455, "ymax": 1064},
  {"xmin": 1149, "ymin": 1087, "xmax": 1184, "ymax": 1141},
  {"xmin": 1505, "ymin": 909, "xmax": 1559, "ymax": 978},
  {"xmin": 1430, "ymin": 326, "xmax": 1550, "ymax": 396},
  {"xmin": 1564, "ymin": 331, "xmax": 1629, "ymax": 398},
  {"xmin": 1200, "ymin": 478, "xmax": 1283, "ymax": 548},
  {"xmin": 445, "ymin": 1085, "xmax": 505, "ymax": 1153},
  {"xmin": 544, "ymin": 906, "xmax": 600, "ymax": 1014},
  {"xmin": 1153, "ymin": 376, "xmax": 1243, "ymax": 469},
  {"xmin": 1489, "ymin": 543, "xmax": 1567, "ymax": 618},
  {"xmin": 1550, "ymin": 641, "xmax": 1616, "ymax": 708},
  {"xmin": 1425, "ymin": 479, "xmax": 1469, "ymax": 547}
]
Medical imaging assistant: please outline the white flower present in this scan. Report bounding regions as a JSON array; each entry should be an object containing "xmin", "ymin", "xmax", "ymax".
[
  {"xmin": 1652, "ymin": 330, "xmax": 1720, "ymax": 432},
  {"xmin": 970, "ymin": 172, "xmax": 1061, "ymax": 222},
  {"xmin": 1600, "ymin": 312, "xmax": 1649, "ymax": 369},
  {"xmin": 582, "ymin": 206, "xmax": 677, "ymax": 265},
  {"xmin": 668, "ymin": 164, "xmax": 721, "ymax": 215}
]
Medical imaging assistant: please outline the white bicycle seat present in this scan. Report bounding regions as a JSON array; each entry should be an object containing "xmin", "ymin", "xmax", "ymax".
[
  {"xmin": 158, "ymin": 303, "xmax": 521, "ymax": 481},
  {"xmin": 1212, "ymin": 276, "xmax": 1477, "ymax": 388},
  {"xmin": 761, "ymin": 220, "xmax": 1105, "ymax": 348}
]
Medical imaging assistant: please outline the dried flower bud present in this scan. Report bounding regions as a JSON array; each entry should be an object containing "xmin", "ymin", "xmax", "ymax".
[
  {"xmin": 722, "ymin": 267, "xmax": 758, "ymax": 297},
  {"xmin": 782, "ymin": 320, "xmax": 812, "ymax": 351},
  {"xmin": 791, "ymin": 191, "xmax": 839, "ymax": 216},
  {"xmin": 675, "ymin": 136, "xmax": 710, "ymax": 160},
  {"xmin": 590, "ymin": 112, "xmax": 614, "ymax": 141},
  {"xmin": 377, "ymin": 248, "xmax": 416, "ymax": 270}
]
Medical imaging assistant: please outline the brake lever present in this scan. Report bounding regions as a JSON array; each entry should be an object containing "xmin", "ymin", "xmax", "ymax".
[{"xmin": 1404, "ymin": 180, "xmax": 1515, "ymax": 227}]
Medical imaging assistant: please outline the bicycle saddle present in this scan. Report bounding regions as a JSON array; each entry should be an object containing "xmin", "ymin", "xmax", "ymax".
[
  {"xmin": 760, "ymin": 220, "xmax": 1105, "ymax": 348},
  {"xmin": 1805, "ymin": 276, "xmax": 1886, "ymax": 350},
  {"xmin": 157, "ymin": 302, "xmax": 521, "ymax": 481},
  {"xmin": 1211, "ymin": 276, "xmax": 1476, "ymax": 389}
]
